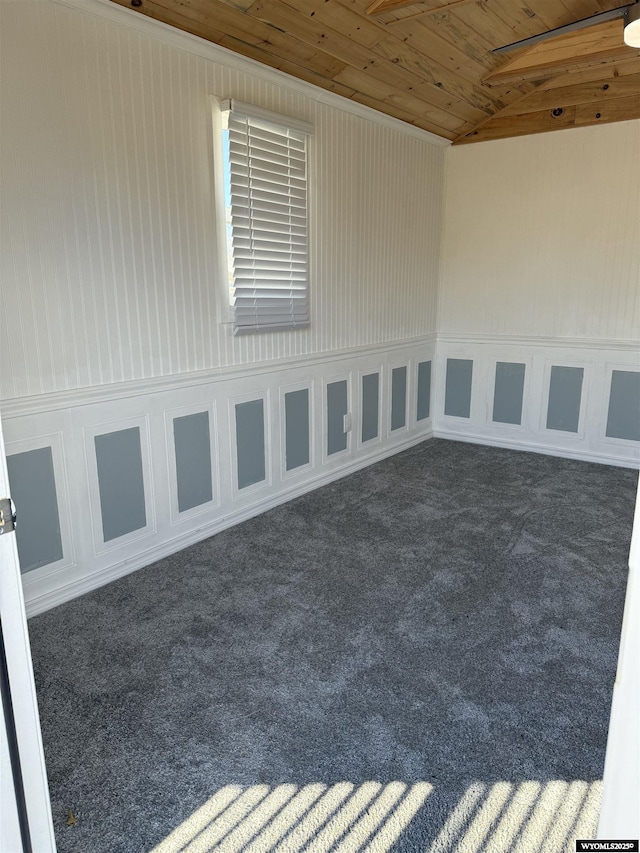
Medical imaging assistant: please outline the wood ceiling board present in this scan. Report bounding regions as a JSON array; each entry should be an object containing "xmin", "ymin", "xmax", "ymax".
[
  {"xmin": 375, "ymin": 0, "xmax": 481, "ymax": 23},
  {"xmin": 121, "ymin": 0, "xmax": 345, "ymax": 78},
  {"xmin": 379, "ymin": 17, "xmax": 494, "ymax": 84},
  {"xmin": 454, "ymin": 105, "xmax": 579, "ymax": 142},
  {"xmin": 366, "ymin": 0, "xmax": 436, "ymax": 14},
  {"xmin": 349, "ymin": 92, "xmax": 460, "ymax": 137},
  {"xmin": 454, "ymin": 91, "xmax": 640, "ymax": 142},
  {"xmin": 499, "ymin": 72, "xmax": 640, "ymax": 114},
  {"xmin": 484, "ymin": 19, "xmax": 638, "ymax": 85},
  {"xmin": 110, "ymin": 0, "xmax": 640, "ymax": 143},
  {"xmin": 369, "ymin": 37, "xmax": 499, "ymax": 117},
  {"xmin": 109, "ymin": 0, "xmax": 226, "ymax": 40},
  {"xmin": 277, "ymin": 0, "xmax": 385, "ymax": 49},
  {"xmin": 558, "ymin": 0, "xmax": 608, "ymax": 18},
  {"xmin": 238, "ymin": 0, "xmax": 487, "ymax": 122},
  {"xmin": 541, "ymin": 56, "xmax": 640, "ymax": 87},
  {"xmin": 574, "ymin": 92, "xmax": 640, "ymax": 124},
  {"xmin": 218, "ymin": 34, "xmax": 358, "ymax": 98},
  {"xmin": 332, "ymin": 65, "xmax": 468, "ymax": 132},
  {"xmin": 401, "ymin": 6, "xmax": 506, "ymax": 66}
]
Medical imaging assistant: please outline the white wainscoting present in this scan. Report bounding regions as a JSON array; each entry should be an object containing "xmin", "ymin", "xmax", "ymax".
[
  {"xmin": 2, "ymin": 338, "xmax": 435, "ymax": 617},
  {"xmin": 433, "ymin": 335, "xmax": 640, "ymax": 469}
]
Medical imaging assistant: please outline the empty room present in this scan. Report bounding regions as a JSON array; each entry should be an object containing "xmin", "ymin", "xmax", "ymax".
[{"xmin": 1, "ymin": 0, "xmax": 639, "ymax": 851}]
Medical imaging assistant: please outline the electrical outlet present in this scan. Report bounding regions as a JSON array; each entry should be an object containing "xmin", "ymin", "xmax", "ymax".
[{"xmin": 343, "ymin": 413, "xmax": 352, "ymax": 432}]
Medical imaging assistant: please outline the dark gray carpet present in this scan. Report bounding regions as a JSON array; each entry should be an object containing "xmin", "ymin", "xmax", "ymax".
[{"xmin": 28, "ymin": 440, "xmax": 637, "ymax": 853}]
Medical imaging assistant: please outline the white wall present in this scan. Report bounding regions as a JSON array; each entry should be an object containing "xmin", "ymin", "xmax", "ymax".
[
  {"xmin": 0, "ymin": 0, "xmax": 445, "ymax": 401},
  {"xmin": 439, "ymin": 121, "xmax": 640, "ymax": 342},
  {"xmin": 434, "ymin": 121, "xmax": 640, "ymax": 466}
]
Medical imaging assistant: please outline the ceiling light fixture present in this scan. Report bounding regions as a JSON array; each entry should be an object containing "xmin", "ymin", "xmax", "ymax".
[{"xmin": 624, "ymin": 1, "xmax": 640, "ymax": 46}]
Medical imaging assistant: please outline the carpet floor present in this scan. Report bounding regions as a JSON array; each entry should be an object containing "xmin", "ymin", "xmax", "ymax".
[{"xmin": 28, "ymin": 440, "xmax": 637, "ymax": 853}]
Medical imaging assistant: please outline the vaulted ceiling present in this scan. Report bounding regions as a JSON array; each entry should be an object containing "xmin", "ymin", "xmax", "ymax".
[{"xmin": 110, "ymin": 0, "xmax": 640, "ymax": 142}]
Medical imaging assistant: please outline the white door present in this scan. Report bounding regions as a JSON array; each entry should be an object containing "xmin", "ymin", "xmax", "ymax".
[{"xmin": 0, "ymin": 409, "xmax": 56, "ymax": 852}]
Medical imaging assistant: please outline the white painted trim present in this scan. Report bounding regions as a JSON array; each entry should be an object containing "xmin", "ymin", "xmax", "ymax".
[
  {"xmin": 5, "ymin": 432, "xmax": 77, "ymax": 579},
  {"xmin": 539, "ymin": 358, "xmax": 590, "ymax": 440},
  {"xmin": 278, "ymin": 380, "xmax": 315, "ymax": 481},
  {"xmin": 387, "ymin": 360, "xmax": 411, "ymax": 437},
  {"xmin": 437, "ymin": 333, "xmax": 640, "ymax": 351},
  {"xmin": 25, "ymin": 429, "xmax": 434, "ymax": 618},
  {"xmin": 600, "ymin": 361, "xmax": 640, "ymax": 448},
  {"xmin": 83, "ymin": 416, "xmax": 157, "ymax": 557},
  {"xmin": 49, "ymin": 0, "xmax": 449, "ymax": 148},
  {"xmin": 356, "ymin": 366, "xmax": 383, "ymax": 452},
  {"xmin": 222, "ymin": 99, "xmax": 314, "ymax": 136},
  {"xmin": 322, "ymin": 372, "xmax": 353, "ymax": 465},
  {"xmin": 228, "ymin": 390, "xmax": 272, "ymax": 500},
  {"xmin": 487, "ymin": 356, "xmax": 532, "ymax": 434},
  {"xmin": 0, "ymin": 335, "xmax": 437, "ymax": 420},
  {"xmin": 164, "ymin": 402, "xmax": 221, "ymax": 526},
  {"xmin": 433, "ymin": 429, "xmax": 640, "ymax": 469}
]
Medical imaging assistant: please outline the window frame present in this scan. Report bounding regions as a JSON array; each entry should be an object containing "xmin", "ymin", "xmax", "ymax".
[{"xmin": 214, "ymin": 98, "xmax": 313, "ymax": 336}]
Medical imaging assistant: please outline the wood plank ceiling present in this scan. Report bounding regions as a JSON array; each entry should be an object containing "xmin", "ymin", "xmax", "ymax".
[{"xmin": 110, "ymin": 0, "xmax": 640, "ymax": 142}]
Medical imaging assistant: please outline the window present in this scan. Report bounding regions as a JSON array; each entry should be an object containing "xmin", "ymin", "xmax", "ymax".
[{"xmin": 220, "ymin": 100, "xmax": 312, "ymax": 335}]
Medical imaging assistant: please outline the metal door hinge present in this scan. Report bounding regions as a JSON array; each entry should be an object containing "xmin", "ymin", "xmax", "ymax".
[{"xmin": 0, "ymin": 498, "xmax": 17, "ymax": 535}]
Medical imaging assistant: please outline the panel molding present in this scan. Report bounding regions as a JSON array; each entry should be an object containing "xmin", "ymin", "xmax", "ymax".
[
  {"xmin": 164, "ymin": 401, "xmax": 221, "ymax": 526},
  {"xmin": 5, "ymin": 432, "xmax": 76, "ymax": 579},
  {"xmin": 7, "ymin": 333, "xmax": 637, "ymax": 619},
  {"xmin": 603, "ymin": 363, "xmax": 640, "ymax": 447},
  {"xmin": 229, "ymin": 391, "xmax": 271, "ymax": 499},
  {"xmin": 25, "ymin": 428, "xmax": 433, "ymax": 618},
  {"xmin": 279, "ymin": 381, "xmax": 315, "ymax": 481},
  {"xmin": 323, "ymin": 374, "xmax": 352, "ymax": 462},
  {"xmin": 435, "ymin": 336, "xmax": 640, "ymax": 469},
  {"xmin": 82, "ymin": 416, "xmax": 156, "ymax": 556}
]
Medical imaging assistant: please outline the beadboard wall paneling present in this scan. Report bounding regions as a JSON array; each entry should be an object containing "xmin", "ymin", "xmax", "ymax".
[
  {"xmin": 439, "ymin": 121, "xmax": 640, "ymax": 342},
  {"xmin": 0, "ymin": 0, "xmax": 444, "ymax": 401}
]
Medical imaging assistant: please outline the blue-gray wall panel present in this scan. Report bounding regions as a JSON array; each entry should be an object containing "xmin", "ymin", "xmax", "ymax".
[
  {"xmin": 7, "ymin": 446, "xmax": 63, "ymax": 573},
  {"xmin": 327, "ymin": 380, "xmax": 348, "ymax": 455},
  {"xmin": 285, "ymin": 389, "xmax": 310, "ymax": 471},
  {"xmin": 546, "ymin": 366, "xmax": 584, "ymax": 433},
  {"xmin": 361, "ymin": 373, "xmax": 379, "ymax": 443},
  {"xmin": 391, "ymin": 366, "xmax": 407, "ymax": 431},
  {"xmin": 444, "ymin": 358, "xmax": 473, "ymax": 418},
  {"xmin": 235, "ymin": 400, "xmax": 266, "ymax": 489},
  {"xmin": 95, "ymin": 427, "xmax": 147, "ymax": 542},
  {"xmin": 416, "ymin": 360, "xmax": 431, "ymax": 421},
  {"xmin": 174, "ymin": 411, "xmax": 213, "ymax": 512},
  {"xmin": 493, "ymin": 362, "xmax": 526, "ymax": 425},
  {"xmin": 606, "ymin": 370, "xmax": 640, "ymax": 441}
]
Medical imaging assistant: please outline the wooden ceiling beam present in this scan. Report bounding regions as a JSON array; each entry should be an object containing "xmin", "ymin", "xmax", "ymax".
[
  {"xmin": 454, "ymin": 92, "xmax": 640, "ymax": 142},
  {"xmin": 366, "ymin": 0, "xmax": 426, "ymax": 15},
  {"xmin": 498, "ymin": 71, "xmax": 640, "ymax": 114},
  {"xmin": 539, "ymin": 55, "xmax": 640, "ymax": 87},
  {"xmin": 484, "ymin": 19, "xmax": 639, "ymax": 86}
]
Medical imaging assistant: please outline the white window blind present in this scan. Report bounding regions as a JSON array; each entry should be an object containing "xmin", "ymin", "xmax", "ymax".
[{"xmin": 222, "ymin": 100, "xmax": 312, "ymax": 334}]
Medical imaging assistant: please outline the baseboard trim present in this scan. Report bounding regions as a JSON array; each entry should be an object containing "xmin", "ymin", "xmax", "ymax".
[
  {"xmin": 433, "ymin": 429, "xmax": 640, "ymax": 470},
  {"xmin": 25, "ymin": 429, "xmax": 433, "ymax": 618}
]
